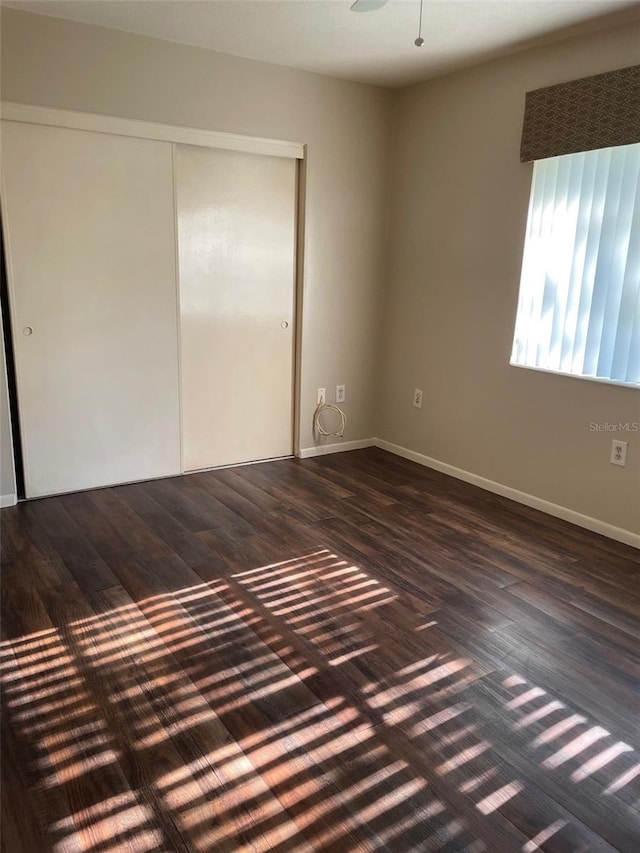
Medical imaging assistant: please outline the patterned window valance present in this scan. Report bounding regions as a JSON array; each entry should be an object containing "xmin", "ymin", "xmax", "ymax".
[{"xmin": 520, "ymin": 65, "xmax": 640, "ymax": 162}]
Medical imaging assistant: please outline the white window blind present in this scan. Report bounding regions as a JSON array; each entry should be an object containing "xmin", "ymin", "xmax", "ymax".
[{"xmin": 511, "ymin": 143, "xmax": 640, "ymax": 386}]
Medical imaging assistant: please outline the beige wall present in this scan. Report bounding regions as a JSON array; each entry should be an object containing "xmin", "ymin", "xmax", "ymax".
[
  {"xmin": 379, "ymin": 22, "xmax": 640, "ymax": 535},
  {"xmin": 0, "ymin": 7, "xmax": 392, "ymax": 453}
]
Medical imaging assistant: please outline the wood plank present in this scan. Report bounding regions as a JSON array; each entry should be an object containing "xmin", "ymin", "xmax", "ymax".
[
  {"xmin": 23, "ymin": 499, "xmax": 119, "ymax": 594},
  {"xmin": 2, "ymin": 449, "xmax": 638, "ymax": 852}
]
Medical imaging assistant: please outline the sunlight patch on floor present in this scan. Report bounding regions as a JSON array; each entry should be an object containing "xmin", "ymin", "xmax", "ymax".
[{"xmin": 2, "ymin": 550, "xmax": 637, "ymax": 851}]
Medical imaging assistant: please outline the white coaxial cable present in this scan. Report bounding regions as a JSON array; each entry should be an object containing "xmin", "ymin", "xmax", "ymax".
[{"xmin": 313, "ymin": 403, "xmax": 346, "ymax": 438}]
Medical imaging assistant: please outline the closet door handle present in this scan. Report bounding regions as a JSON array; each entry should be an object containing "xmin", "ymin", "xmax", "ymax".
[
  {"xmin": 281, "ymin": 321, "xmax": 289, "ymax": 329},
  {"xmin": 23, "ymin": 326, "xmax": 33, "ymax": 336}
]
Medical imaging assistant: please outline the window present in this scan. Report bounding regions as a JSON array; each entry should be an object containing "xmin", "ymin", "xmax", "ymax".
[{"xmin": 510, "ymin": 143, "xmax": 640, "ymax": 387}]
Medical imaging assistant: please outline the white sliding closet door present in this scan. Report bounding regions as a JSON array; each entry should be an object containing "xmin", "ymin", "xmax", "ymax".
[
  {"xmin": 1, "ymin": 121, "xmax": 181, "ymax": 497},
  {"xmin": 175, "ymin": 145, "xmax": 297, "ymax": 471}
]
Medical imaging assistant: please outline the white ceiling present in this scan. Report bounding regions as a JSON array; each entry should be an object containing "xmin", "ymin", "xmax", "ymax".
[{"xmin": 4, "ymin": 0, "xmax": 640, "ymax": 87}]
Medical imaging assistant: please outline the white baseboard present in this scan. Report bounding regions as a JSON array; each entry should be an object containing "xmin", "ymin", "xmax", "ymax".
[
  {"xmin": 0, "ymin": 493, "xmax": 17, "ymax": 508},
  {"xmin": 375, "ymin": 438, "xmax": 640, "ymax": 550},
  {"xmin": 298, "ymin": 438, "xmax": 375, "ymax": 459}
]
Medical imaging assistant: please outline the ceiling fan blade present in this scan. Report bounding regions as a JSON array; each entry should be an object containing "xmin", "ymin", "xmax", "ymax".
[{"xmin": 350, "ymin": 0, "xmax": 389, "ymax": 12}]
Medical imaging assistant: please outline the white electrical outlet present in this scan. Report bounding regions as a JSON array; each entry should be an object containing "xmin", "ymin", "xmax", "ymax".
[
  {"xmin": 610, "ymin": 439, "xmax": 627, "ymax": 466},
  {"xmin": 317, "ymin": 387, "xmax": 326, "ymax": 405},
  {"xmin": 413, "ymin": 388, "xmax": 423, "ymax": 409},
  {"xmin": 336, "ymin": 384, "xmax": 346, "ymax": 403}
]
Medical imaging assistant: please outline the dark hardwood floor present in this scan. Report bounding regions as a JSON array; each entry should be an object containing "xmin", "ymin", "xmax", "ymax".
[{"xmin": 1, "ymin": 448, "xmax": 639, "ymax": 852}]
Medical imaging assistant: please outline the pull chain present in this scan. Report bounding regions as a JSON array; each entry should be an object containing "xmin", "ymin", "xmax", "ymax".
[{"xmin": 415, "ymin": 0, "xmax": 424, "ymax": 47}]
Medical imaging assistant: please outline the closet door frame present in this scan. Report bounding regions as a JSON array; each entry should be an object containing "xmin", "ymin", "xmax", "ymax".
[
  {"xmin": 0, "ymin": 101, "xmax": 306, "ymax": 492},
  {"xmin": 1, "ymin": 102, "xmax": 304, "ymax": 160}
]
